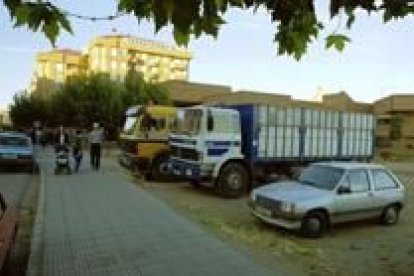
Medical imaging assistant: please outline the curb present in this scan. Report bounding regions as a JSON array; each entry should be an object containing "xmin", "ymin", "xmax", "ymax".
[{"xmin": 26, "ymin": 159, "xmax": 46, "ymax": 276}]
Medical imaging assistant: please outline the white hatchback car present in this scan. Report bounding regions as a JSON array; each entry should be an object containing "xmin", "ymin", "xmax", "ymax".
[{"xmin": 249, "ymin": 162, "xmax": 405, "ymax": 238}]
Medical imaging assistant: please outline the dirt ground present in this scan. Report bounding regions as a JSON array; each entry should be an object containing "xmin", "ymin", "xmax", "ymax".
[{"xmin": 138, "ymin": 162, "xmax": 414, "ymax": 276}]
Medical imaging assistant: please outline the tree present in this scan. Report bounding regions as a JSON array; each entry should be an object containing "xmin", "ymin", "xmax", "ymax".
[
  {"xmin": 3, "ymin": 1, "xmax": 414, "ymax": 59},
  {"xmin": 9, "ymin": 91, "xmax": 50, "ymax": 128},
  {"xmin": 9, "ymin": 72, "xmax": 169, "ymax": 129}
]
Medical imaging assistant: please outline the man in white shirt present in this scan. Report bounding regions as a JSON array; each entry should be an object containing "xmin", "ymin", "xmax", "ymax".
[{"xmin": 88, "ymin": 123, "xmax": 104, "ymax": 170}]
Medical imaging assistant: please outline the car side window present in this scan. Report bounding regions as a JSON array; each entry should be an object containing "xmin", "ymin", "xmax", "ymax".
[
  {"xmin": 344, "ymin": 170, "xmax": 370, "ymax": 193},
  {"xmin": 372, "ymin": 170, "xmax": 399, "ymax": 190}
]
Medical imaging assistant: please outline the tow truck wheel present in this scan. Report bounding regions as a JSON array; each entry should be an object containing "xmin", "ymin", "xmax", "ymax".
[
  {"xmin": 217, "ymin": 162, "xmax": 248, "ymax": 198},
  {"xmin": 150, "ymin": 155, "xmax": 171, "ymax": 182}
]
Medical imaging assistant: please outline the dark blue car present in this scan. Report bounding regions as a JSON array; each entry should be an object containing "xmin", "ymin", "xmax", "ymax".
[{"xmin": 0, "ymin": 131, "xmax": 36, "ymax": 172}]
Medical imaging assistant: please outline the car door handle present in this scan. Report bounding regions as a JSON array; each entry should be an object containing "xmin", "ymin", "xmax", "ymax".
[{"xmin": 368, "ymin": 192, "xmax": 374, "ymax": 197}]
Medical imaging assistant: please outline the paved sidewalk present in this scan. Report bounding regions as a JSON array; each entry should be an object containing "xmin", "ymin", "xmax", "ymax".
[{"xmin": 27, "ymin": 148, "xmax": 276, "ymax": 276}]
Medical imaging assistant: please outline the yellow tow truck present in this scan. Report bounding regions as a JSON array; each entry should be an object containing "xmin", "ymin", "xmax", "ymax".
[{"xmin": 118, "ymin": 105, "xmax": 178, "ymax": 181}]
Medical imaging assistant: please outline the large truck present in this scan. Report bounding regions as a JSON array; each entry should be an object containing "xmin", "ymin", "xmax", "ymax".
[
  {"xmin": 168, "ymin": 104, "xmax": 376, "ymax": 197},
  {"xmin": 119, "ymin": 105, "xmax": 179, "ymax": 181}
]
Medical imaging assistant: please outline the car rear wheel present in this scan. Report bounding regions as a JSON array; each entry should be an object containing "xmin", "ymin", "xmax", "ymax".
[
  {"xmin": 301, "ymin": 211, "xmax": 328, "ymax": 238},
  {"xmin": 380, "ymin": 204, "xmax": 400, "ymax": 225}
]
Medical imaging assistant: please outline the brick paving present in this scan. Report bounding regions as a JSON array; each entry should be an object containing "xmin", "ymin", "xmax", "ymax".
[{"xmin": 27, "ymin": 148, "xmax": 276, "ymax": 276}]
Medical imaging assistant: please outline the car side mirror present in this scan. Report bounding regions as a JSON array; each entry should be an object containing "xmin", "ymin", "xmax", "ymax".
[{"xmin": 337, "ymin": 186, "xmax": 351, "ymax": 195}]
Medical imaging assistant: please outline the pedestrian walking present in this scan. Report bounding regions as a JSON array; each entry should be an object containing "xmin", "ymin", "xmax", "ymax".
[
  {"xmin": 72, "ymin": 130, "xmax": 83, "ymax": 172},
  {"xmin": 88, "ymin": 123, "xmax": 104, "ymax": 170},
  {"xmin": 54, "ymin": 125, "xmax": 70, "ymax": 152}
]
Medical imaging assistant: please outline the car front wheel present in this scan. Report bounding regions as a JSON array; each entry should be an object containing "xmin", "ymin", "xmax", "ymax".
[
  {"xmin": 380, "ymin": 204, "xmax": 400, "ymax": 225},
  {"xmin": 301, "ymin": 211, "xmax": 328, "ymax": 238}
]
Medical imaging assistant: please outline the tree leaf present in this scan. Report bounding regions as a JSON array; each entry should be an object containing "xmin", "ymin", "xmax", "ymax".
[
  {"xmin": 43, "ymin": 21, "xmax": 59, "ymax": 46},
  {"xmin": 14, "ymin": 5, "xmax": 31, "ymax": 27},
  {"xmin": 173, "ymin": 27, "xmax": 190, "ymax": 45},
  {"xmin": 326, "ymin": 34, "xmax": 351, "ymax": 52},
  {"xmin": 58, "ymin": 13, "xmax": 73, "ymax": 34}
]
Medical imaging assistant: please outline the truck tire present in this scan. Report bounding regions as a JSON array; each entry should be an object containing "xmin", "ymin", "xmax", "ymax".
[
  {"xmin": 217, "ymin": 162, "xmax": 248, "ymax": 198},
  {"xmin": 150, "ymin": 155, "xmax": 171, "ymax": 182}
]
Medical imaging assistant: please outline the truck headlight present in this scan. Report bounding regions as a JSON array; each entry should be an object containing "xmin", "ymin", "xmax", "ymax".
[{"xmin": 281, "ymin": 202, "xmax": 295, "ymax": 213}]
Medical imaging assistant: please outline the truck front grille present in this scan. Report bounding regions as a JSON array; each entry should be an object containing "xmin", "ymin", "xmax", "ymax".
[{"xmin": 171, "ymin": 146, "xmax": 198, "ymax": 161}]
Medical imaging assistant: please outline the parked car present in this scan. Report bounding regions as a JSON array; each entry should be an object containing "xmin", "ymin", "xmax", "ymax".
[
  {"xmin": 249, "ymin": 162, "xmax": 405, "ymax": 238},
  {"xmin": 0, "ymin": 131, "xmax": 36, "ymax": 172},
  {"xmin": 0, "ymin": 193, "xmax": 17, "ymax": 272}
]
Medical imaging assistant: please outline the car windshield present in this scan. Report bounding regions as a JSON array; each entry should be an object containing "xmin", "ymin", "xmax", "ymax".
[
  {"xmin": 175, "ymin": 109, "xmax": 203, "ymax": 135},
  {"xmin": 298, "ymin": 165, "xmax": 344, "ymax": 191},
  {"xmin": 0, "ymin": 136, "xmax": 28, "ymax": 147}
]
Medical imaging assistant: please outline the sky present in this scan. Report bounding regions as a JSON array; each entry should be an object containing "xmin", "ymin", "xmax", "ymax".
[{"xmin": 1, "ymin": 0, "xmax": 414, "ymax": 108}]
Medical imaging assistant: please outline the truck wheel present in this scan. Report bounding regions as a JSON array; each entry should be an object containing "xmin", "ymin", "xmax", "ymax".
[
  {"xmin": 301, "ymin": 211, "xmax": 328, "ymax": 238},
  {"xmin": 217, "ymin": 162, "xmax": 248, "ymax": 198},
  {"xmin": 150, "ymin": 155, "xmax": 171, "ymax": 182}
]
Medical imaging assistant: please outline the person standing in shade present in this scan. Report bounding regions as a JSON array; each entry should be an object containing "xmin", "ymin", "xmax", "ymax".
[
  {"xmin": 72, "ymin": 130, "xmax": 83, "ymax": 172},
  {"xmin": 88, "ymin": 123, "xmax": 104, "ymax": 170}
]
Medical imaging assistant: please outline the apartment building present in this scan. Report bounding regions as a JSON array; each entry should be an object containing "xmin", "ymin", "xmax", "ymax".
[
  {"xmin": 87, "ymin": 35, "xmax": 191, "ymax": 82},
  {"xmin": 31, "ymin": 49, "xmax": 87, "ymax": 93},
  {"xmin": 30, "ymin": 34, "xmax": 192, "ymax": 92}
]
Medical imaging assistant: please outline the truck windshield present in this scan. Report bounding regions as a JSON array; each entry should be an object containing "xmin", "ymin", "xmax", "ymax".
[
  {"xmin": 298, "ymin": 166, "xmax": 344, "ymax": 191},
  {"xmin": 177, "ymin": 109, "xmax": 203, "ymax": 135},
  {"xmin": 123, "ymin": 116, "xmax": 138, "ymax": 135}
]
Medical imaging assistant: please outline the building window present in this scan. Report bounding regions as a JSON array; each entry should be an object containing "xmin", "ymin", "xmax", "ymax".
[
  {"xmin": 92, "ymin": 59, "xmax": 99, "ymax": 70},
  {"xmin": 111, "ymin": 47, "xmax": 117, "ymax": 57},
  {"xmin": 37, "ymin": 63, "xmax": 44, "ymax": 76},
  {"xmin": 111, "ymin": 61, "xmax": 117, "ymax": 70},
  {"xmin": 55, "ymin": 63, "xmax": 64, "ymax": 72},
  {"xmin": 101, "ymin": 60, "xmax": 107, "ymax": 71},
  {"xmin": 121, "ymin": 48, "xmax": 128, "ymax": 56},
  {"xmin": 94, "ymin": 47, "xmax": 100, "ymax": 57}
]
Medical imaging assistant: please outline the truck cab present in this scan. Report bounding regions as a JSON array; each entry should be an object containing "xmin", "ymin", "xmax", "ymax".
[
  {"xmin": 119, "ymin": 105, "xmax": 178, "ymax": 180},
  {"xmin": 169, "ymin": 105, "xmax": 249, "ymax": 196}
]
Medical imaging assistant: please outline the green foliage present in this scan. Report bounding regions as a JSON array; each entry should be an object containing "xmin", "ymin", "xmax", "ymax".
[
  {"xmin": 9, "ymin": 72, "xmax": 170, "ymax": 128},
  {"xmin": 326, "ymin": 34, "xmax": 351, "ymax": 52},
  {"xmin": 4, "ymin": 0, "xmax": 72, "ymax": 45},
  {"xmin": 4, "ymin": 0, "xmax": 414, "ymax": 58}
]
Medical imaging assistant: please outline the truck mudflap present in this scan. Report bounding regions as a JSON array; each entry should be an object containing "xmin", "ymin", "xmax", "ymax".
[{"xmin": 168, "ymin": 158, "xmax": 201, "ymax": 180}]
